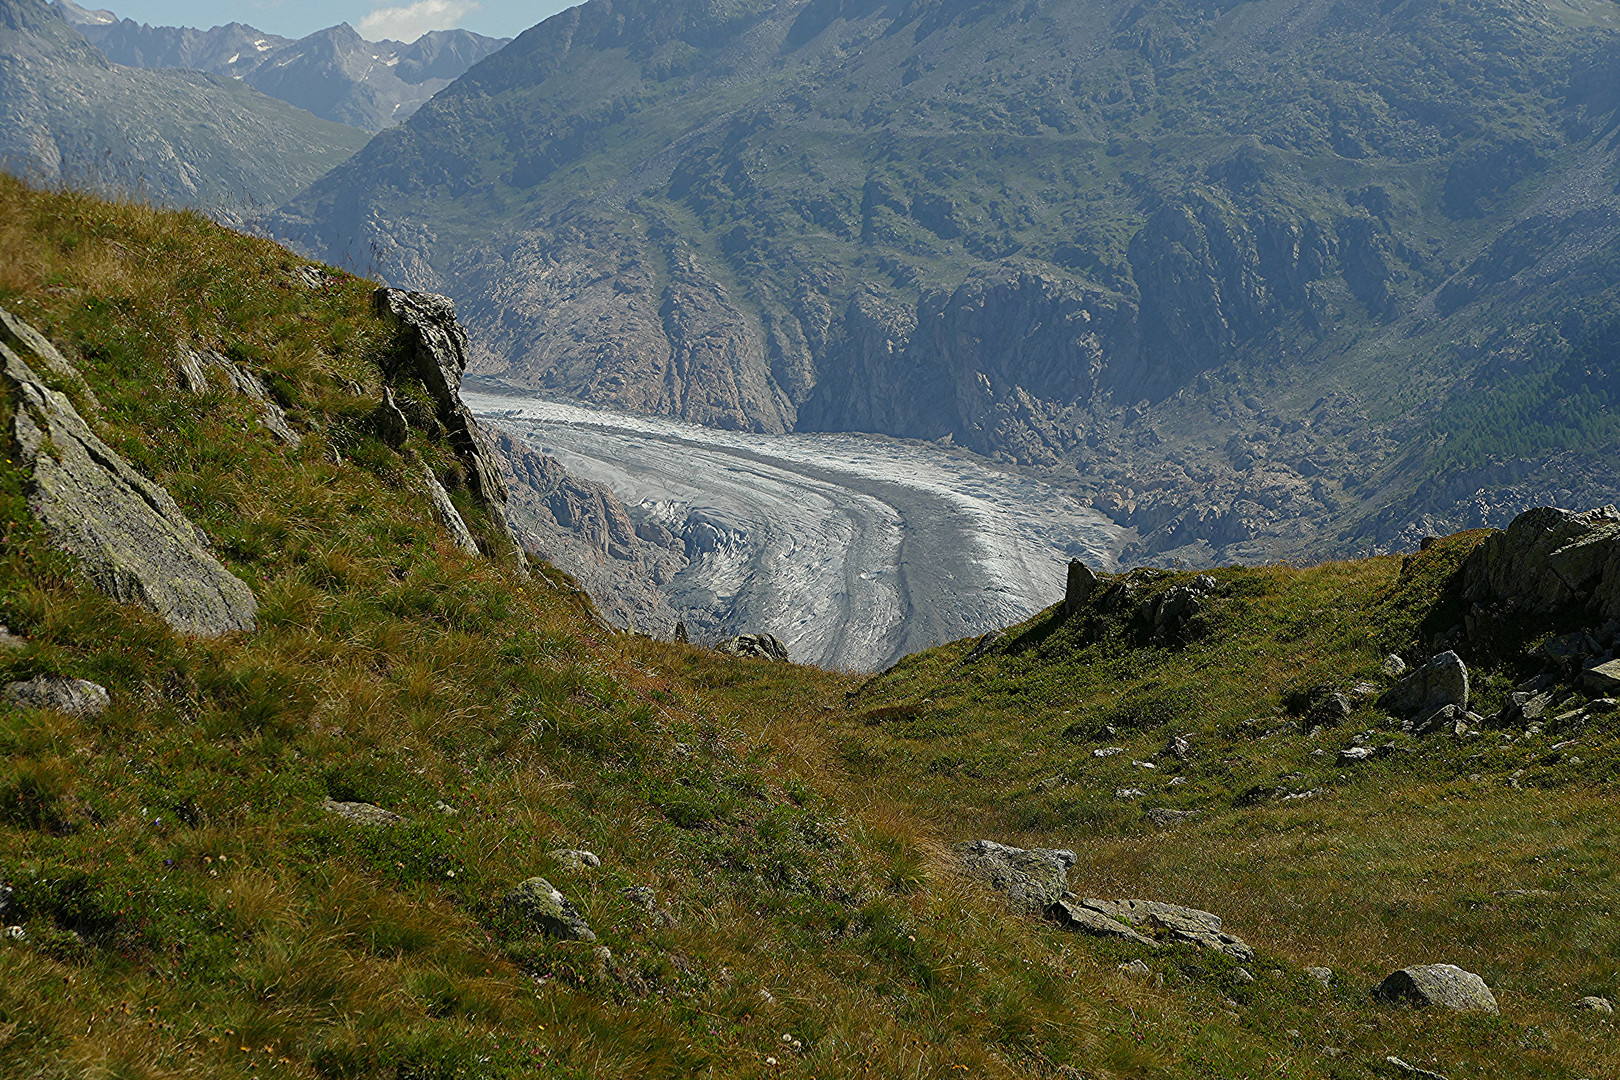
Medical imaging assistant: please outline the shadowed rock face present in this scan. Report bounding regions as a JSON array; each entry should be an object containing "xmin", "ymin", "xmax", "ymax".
[
  {"xmin": 0, "ymin": 335, "xmax": 257, "ymax": 637},
  {"xmin": 1460, "ymin": 505, "xmax": 1620, "ymax": 618}
]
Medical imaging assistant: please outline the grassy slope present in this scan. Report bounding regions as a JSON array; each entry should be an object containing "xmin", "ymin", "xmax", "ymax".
[
  {"xmin": 853, "ymin": 534, "xmax": 1620, "ymax": 1078},
  {"xmin": 0, "ymin": 175, "xmax": 1612, "ymax": 1080}
]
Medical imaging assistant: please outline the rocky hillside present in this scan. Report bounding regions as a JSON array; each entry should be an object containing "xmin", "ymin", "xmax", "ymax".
[
  {"xmin": 2, "ymin": 175, "xmax": 1618, "ymax": 1077},
  {"xmin": 268, "ymin": 0, "xmax": 1620, "ymax": 565},
  {"xmin": 0, "ymin": 0, "xmax": 371, "ymax": 213},
  {"xmin": 58, "ymin": 1, "xmax": 510, "ymax": 131}
]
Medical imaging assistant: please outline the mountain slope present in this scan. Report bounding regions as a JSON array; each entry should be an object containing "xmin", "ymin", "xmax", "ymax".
[
  {"xmin": 0, "ymin": 0, "xmax": 371, "ymax": 213},
  {"xmin": 269, "ymin": 0, "xmax": 1620, "ymax": 564},
  {"xmin": 2, "ymin": 173, "xmax": 1617, "ymax": 1080},
  {"xmin": 58, "ymin": 2, "xmax": 511, "ymax": 131}
]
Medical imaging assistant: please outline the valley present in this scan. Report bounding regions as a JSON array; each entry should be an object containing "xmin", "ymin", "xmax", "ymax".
[{"xmin": 470, "ymin": 388, "xmax": 1128, "ymax": 668}]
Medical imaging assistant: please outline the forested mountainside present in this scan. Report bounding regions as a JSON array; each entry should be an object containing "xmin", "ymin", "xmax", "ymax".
[
  {"xmin": 0, "ymin": 0, "xmax": 370, "ymax": 213},
  {"xmin": 268, "ymin": 0, "xmax": 1620, "ymax": 565},
  {"xmin": 57, "ymin": 0, "xmax": 510, "ymax": 132},
  {"xmin": 3, "ymin": 175, "xmax": 1620, "ymax": 1078}
]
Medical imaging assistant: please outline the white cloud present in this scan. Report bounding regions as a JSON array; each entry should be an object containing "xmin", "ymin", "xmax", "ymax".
[{"xmin": 358, "ymin": 0, "xmax": 481, "ymax": 42}]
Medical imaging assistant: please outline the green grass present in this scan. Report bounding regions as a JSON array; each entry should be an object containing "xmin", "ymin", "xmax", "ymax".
[{"xmin": 0, "ymin": 175, "xmax": 1616, "ymax": 1079}]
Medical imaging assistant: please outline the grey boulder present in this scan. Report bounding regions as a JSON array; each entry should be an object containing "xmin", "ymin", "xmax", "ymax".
[
  {"xmin": 504, "ymin": 876, "xmax": 596, "ymax": 941},
  {"xmin": 1048, "ymin": 898, "xmax": 1159, "ymax": 947},
  {"xmin": 1146, "ymin": 807, "xmax": 1199, "ymax": 827},
  {"xmin": 1, "ymin": 342, "xmax": 257, "ymax": 637},
  {"xmin": 715, "ymin": 633, "xmax": 790, "ymax": 662},
  {"xmin": 1582, "ymin": 660, "xmax": 1620, "ymax": 695},
  {"xmin": 1385, "ymin": 651, "xmax": 1468, "ymax": 717},
  {"xmin": 1376, "ymin": 964, "xmax": 1498, "ymax": 1013},
  {"xmin": 3, "ymin": 676, "xmax": 109, "ymax": 717},
  {"xmin": 960, "ymin": 839, "xmax": 1076, "ymax": 913},
  {"xmin": 1064, "ymin": 559, "xmax": 1099, "ymax": 615}
]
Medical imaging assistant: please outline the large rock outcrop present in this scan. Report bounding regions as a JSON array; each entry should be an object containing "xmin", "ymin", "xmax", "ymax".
[
  {"xmin": 0, "ymin": 327, "xmax": 257, "ymax": 637},
  {"xmin": 1458, "ymin": 505, "xmax": 1620, "ymax": 619},
  {"xmin": 372, "ymin": 288, "xmax": 526, "ymax": 567}
]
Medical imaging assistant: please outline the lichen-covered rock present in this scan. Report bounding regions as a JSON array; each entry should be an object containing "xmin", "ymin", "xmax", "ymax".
[
  {"xmin": 1459, "ymin": 505, "xmax": 1620, "ymax": 619},
  {"xmin": 3, "ymin": 676, "xmax": 109, "ymax": 717},
  {"xmin": 1048, "ymin": 898, "xmax": 1159, "ymax": 947},
  {"xmin": 504, "ymin": 876, "xmax": 596, "ymax": 941},
  {"xmin": 715, "ymin": 633, "xmax": 789, "ymax": 662},
  {"xmin": 0, "ymin": 306, "xmax": 99, "ymax": 412},
  {"xmin": 1081, "ymin": 897, "xmax": 1255, "ymax": 960},
  {"xmin": 960, "ymin": 839, "xmax": 1077, "ymax": 913},
  {"xmin": 321, "ymin": 798, "xmax": 403, "ymax": 826},
  {"xmin": 549, "ymin": 848, "xmax": 602, "ymax": 871},
  {"xmin": 1, "ymin": 341, "xmax": 258, "ymax": 637},
  {"xmin": 1376, "ymin": 964, "xmax": 1498, "ymax": 1013},
  {"xmin": 423, "ymin": 465, "xmax": 481, "ymax": 555},
  {"xmin": 373, "ymin": 288, "xmax": 525, "ymax": 568},
  {"xmin": 1384, "ymin": 651, "xmax": 1468, "ymax": 717}
]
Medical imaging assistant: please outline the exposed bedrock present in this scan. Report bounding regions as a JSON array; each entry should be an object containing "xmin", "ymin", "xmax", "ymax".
[{"xmin": 0, "ymin": 318, "xmax": 257, "ymax": 637}]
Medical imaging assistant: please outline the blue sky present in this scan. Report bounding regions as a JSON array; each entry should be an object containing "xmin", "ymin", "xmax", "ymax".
[{"xmin": 85, "ymin": 0, "xmax": 574, "ymax": 41}]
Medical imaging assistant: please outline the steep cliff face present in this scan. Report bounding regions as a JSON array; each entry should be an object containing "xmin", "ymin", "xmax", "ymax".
[
  {"xmin": 493, "ymin": 429, "xmax": 687, "ymax": 632},
  {"xmin": 268, "ymin": 0, "xmax": 1620, "ymax": 563}
]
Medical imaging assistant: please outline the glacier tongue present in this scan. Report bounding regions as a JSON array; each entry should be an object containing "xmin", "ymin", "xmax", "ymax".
[{"xmin": 469, "ymin": 391, "xmax": 1128, "ymax": 671}]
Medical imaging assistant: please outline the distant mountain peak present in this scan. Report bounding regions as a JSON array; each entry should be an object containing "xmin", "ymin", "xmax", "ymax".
[
  {"xmin": 66, "ymin": 8, "xmax": 512, "ymax": 129},
  {"xmin": 51, "ymin": 0, "xmax": 113, "ymax": 25}
]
